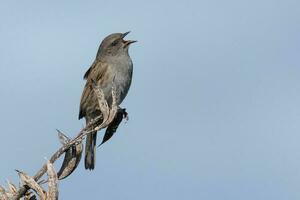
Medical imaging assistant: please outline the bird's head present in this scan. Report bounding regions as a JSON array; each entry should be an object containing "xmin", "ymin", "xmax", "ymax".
[{"xmin": 96, "ymin": 31, "xmax": 137, "ymax": 58}]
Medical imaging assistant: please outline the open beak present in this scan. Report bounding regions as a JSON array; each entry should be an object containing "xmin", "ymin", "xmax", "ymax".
[
  {"xmin": 122, "ymin": 31, "xmax": 131, "ymax": 38},
  {"xmin": 124, "ymin": 40, "xmax": 137, "ymax": 46},
  {"xmin": 122, "ymin": 31, "xmax": 137, "ymax": 47}
]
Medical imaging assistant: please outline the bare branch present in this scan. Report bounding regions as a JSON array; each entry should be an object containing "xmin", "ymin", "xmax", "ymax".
[
  {"xmin": 57, "ymin": 130, "xmax": 70, "ymax": 144},
  {"xmin": 17, "ymin": 170, "xmax": 46, "ymax": 199},
  {"xmin": 94, "ymin": 81, "xmax": 118, "ymax": 130},
  {"xmin": 46, "ymin": 161, "xmax": 58, "ymax": 200},
  {"xmin": 0, "ymin": 185, "xmax": 9, "ymax": 200},
  {"xmin": 11, "ymin": 84, "xmax": 125, "ymax": 199},
  {"xmin": 92, "ymin": 80, "xmax": 110, "ymax": 125},
  {"xmin": 56, "ymin": 130, "xmax": 83, "ymax": 180},
  {"xmin": 6, "ymin": 180, "xmax": 17, "ymax": 195}
]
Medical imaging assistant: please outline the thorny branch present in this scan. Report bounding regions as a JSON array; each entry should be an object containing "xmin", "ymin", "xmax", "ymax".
[{"xmin": 0, "ymin": 82, "xmax": 127, "ymax": 200}]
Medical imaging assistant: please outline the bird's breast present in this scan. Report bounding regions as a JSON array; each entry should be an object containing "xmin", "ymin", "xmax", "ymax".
[{"xmin": 108, "ymin": 55, "xmax": 133, "ymax": 105}]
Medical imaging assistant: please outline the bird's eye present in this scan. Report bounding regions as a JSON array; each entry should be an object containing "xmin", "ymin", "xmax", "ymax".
[{"xmin": 111, "ymin": 40, "xmax": 118, "ymax": 46}]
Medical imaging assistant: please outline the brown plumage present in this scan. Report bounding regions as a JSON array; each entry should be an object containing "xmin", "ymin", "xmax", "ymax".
[
  {"xmin": 79, "ymin": 32, "xmax": 136, "ymax": 170},
  {"xmin": 79, "ymin": 61, "xmax": 110, "ymax": 120}
]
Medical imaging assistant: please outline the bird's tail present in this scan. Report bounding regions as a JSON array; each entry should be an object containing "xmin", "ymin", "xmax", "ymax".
[{"xmin": 85, "ymin": 131, "xmax": 97, "ymax": 170}]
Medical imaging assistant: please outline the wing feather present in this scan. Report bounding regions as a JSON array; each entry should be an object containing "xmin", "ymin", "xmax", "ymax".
[{"xmin": 79, "ymin": 61, "xmax": 109, "ymax": 119}]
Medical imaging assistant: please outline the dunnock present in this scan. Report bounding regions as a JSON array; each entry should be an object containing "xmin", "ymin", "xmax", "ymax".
[{"xmin": 79, "ymin": 32, "xmax": 136, "ymax": 170}]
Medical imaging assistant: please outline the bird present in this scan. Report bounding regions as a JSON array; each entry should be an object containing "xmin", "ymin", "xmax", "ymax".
[{"xmin": 79, "ymin": 32, "xmax": 136, "ymax": 170}]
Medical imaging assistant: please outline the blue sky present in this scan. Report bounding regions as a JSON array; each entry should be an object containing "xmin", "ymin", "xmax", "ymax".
[{"xmin": 0, "ymin": 0, "xmax": 300, "ymax": 199}]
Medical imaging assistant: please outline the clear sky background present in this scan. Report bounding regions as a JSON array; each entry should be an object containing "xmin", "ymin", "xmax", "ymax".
[{"xmin": 0, "ymin": 0, "xmax": 299, "ymax": 199}]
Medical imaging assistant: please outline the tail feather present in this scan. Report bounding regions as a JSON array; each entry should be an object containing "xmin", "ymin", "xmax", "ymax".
[{"xmin": 85, "ymin": 131, "xmax": 97, "ymax": 170}]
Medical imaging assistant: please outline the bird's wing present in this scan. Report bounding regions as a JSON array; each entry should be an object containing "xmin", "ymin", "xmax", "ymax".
[
  {"xmin": 83, "ymin": 60, "xmax": 97, "ymax": 80},
  {"xmin": 79, "ymin": 61, "xmax": 109, "ymax": 119}
]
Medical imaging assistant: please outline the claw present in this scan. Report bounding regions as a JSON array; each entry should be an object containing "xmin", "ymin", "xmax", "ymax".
[{"xmin": 122, "ymin": 108, "xmax": 129, "ymax": 122}]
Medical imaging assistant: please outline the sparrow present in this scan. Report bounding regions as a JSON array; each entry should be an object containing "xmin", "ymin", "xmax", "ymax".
[{"xmin": 79, "ymin": 32, "xmax": 136, "ymax": 170}]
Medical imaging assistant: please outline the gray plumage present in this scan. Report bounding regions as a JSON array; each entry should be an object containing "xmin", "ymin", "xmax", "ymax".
[{"xmin": 79, "ymin": 32, "xmax": 136, "ymax": 170}]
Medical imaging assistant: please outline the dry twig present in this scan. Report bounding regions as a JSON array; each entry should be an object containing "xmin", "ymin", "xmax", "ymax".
[
  {"xmin": 9, "ymin": 83, "xmax": 124, "ymax": 200},
  {"xmin": 46, "ymin": 161, "xmax": 58, "ymax": 200},
  {"xmin": 56, "ymin": 130, "xmax": 83, "ymax": 180}
]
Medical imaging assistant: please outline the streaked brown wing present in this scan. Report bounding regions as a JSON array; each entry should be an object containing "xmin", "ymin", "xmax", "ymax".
[
  {"xmin": 83, "ymin": 60, "xmax": 97, "ymax": 80},
  {"xmin": 79, "ymin": 61, "xmax": 109, "ymax": 119}
]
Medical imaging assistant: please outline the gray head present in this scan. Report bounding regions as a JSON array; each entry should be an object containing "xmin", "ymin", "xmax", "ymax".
[{"xmin": 96, "ymin": 32, "xmax": 136, "ymax": 58}]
